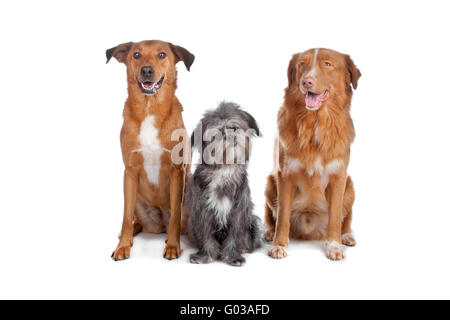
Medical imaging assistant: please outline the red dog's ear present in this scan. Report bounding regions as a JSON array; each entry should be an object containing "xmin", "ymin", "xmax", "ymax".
[
  {"xmin": 345, "ymin": 55, "xmax": 361, "ymax": 90},
  {"xmin": 105, "ymin": 42, "xmax": 133, "ymax": 64},
  {"xmin": 287, "ymin": 53, "xmax": 300, "ymax": 88},
  {"xmin": 169, "ymin": 43, "xmax": 195, "ymax": 71}
]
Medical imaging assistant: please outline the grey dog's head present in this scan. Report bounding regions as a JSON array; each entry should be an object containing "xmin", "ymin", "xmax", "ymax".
[{"xmin": 191, "ymin": 102, "xmax": 261, "ymax": 165}]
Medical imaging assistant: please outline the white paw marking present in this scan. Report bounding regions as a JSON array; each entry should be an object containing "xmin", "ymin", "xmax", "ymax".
[
  {"xmin": 342, "ymin": 232, "xmax": 356, "ymax": 246},
  {"xmin": 326, "ymin": 240, "xmax": 345, "ymax": 261},
  {"xmin": 269, "ymin": 245, "xmax": 288, "ymax": 259}
]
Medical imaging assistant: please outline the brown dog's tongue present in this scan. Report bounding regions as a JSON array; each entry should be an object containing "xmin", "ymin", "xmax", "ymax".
[
  {"xmin": 306, "ymin": 92, "xmax": 321, "ymax": 108},
  {"xmin": 306, "ymin": 91, "xmax": 329, "ymax": 109}
]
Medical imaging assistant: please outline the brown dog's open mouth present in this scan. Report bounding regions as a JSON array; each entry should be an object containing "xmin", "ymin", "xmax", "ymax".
[
  {"xmin": 305, "ymin": 89, "xmax": 329, "ymax": 111},
  {"xmin": 138, "ymin": 75, "xmax": 164, "ymax": 96}
]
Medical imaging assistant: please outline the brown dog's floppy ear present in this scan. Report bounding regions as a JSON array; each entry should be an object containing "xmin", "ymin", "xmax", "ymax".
[
  {"xmin": 106, "ymin": 42, "xmax": 133, "ymax": 64},
  {"xmin": 287, "ymin": 54, "xmax": 299, "ymax": 88},
  {"xmin": 169, "ymin": 43, "xmax": 195, "ymax": 71},
  {"xmin": 345, "ymin": 55, "xmax": 361, "ymax": 90}
]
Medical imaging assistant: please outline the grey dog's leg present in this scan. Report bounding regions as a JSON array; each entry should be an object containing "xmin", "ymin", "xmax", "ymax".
[
  {"xmin": 222, "ymin": 241, "xmax": 246, "ymax": 267},
  {"xmin": 190, "ymin": 250, "xmax": 212, "ymax": 264},
  {"xmin": 221, "ymin": 227, "xmax": 246, "ymax": 267},
  {"xmin": 190, "ymin": 233, "xmax": 220, "ymax": 264},
  {"xmin": 249, "ymin": 215, "xmax": 263, "ymax": 252}
]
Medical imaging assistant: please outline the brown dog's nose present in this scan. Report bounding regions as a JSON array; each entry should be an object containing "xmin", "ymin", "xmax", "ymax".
[
  {"xmin": 141, "ymin": 66, "xmax": 154, "ymax": 78},
  {"xmin": 302, "ymin": 77, "xmax": 315, "ymax": 90}
]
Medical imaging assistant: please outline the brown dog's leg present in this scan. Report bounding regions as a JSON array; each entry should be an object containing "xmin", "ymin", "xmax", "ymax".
[
  {"xmin": 163, "ymin": 169, "xmax": 183, "ymax": 260},
  {"xmin": 325, "ymin": 173, "xmax": 347, "ymax": 260},
  {"xmin": 341, "ymin": 209, "xmax": 356, "ymax": 247},
  {"xmin": 264, "ymin": 174, "xmax": 277, "ymax": 242},
  {"xmin": 112, "ymin": 167, "xmax": 139, "ymax": 261},
  {"xmin": 133, "ymin": 220, "xmax": 143, "ymax": 236},
  {"xmin": 341, "ymin": 176, "xmax": 356, "ymax": 246},
  {"xmin": 117, "ymin": 217, "xmax": 142, "ymax": 239},
  {"xmin": 264, "ymin": 203, "xmax": 276, "ymax": 242},
  {"xmin": 268, "ymin": 172, "xmax": 296, "ymax": 259}
]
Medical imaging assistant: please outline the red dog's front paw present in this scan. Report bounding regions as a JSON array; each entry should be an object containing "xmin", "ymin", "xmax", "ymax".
[{"xmin": 163, "ymin": 243, "xmax": 181, "ymax": 260}]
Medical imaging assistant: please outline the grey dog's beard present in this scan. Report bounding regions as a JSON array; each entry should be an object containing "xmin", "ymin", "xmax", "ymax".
[{"xmin": 202, "ymin": 139, "xmax": 248, "ymax": 165}]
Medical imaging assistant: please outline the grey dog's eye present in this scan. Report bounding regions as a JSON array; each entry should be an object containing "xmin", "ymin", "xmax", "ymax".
[{"xmin": 133, "ymin": 52, "xmax": 142, "ymax": 59}]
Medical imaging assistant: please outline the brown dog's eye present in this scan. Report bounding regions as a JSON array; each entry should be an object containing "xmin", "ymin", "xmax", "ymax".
[
  {"xmin": 324, "ymin": 61, "xmax": 332, "ymax": 67},
  {"xmin": 300, "ymin": 61, "xmax": 306, "ymax": 67},
  {"xmin": 158, "ymin": 52, "xmax": 166, "ymax": 59},
  {"xmin": 133, "ymin": 52, "xmax": 142, "ymax": 59}
]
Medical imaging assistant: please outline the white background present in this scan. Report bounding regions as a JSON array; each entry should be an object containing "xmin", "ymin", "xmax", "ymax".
[{"xmin": 1, "ymin": 0, "xmax": 449, "ymax": 299}]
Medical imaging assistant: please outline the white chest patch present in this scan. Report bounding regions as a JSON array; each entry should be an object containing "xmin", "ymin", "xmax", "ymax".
[
  {"xmin": 285, "ymin": 157, "xmax": 304, "ymax": 174},
  {"xmin": 307, "ymin": 156, "xmax": 324, "ymax": 177},
  {"xmin": 205, "ymin": 166, "xmax": 236, "ymax": 228},
  {"xmin": 307, "ymin": 157, "xmax": 343, "ymax": 190},
  {"xmin": 136, "ymin": 115, "xmax": 163, "ymax": 186}
]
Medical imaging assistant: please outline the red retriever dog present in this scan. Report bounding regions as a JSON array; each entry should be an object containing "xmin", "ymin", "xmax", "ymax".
[
  {"xmin": 264, "ymin": 48, "xmax": 361, "ymax": 260},
  {"xmin": 106, "ymin": 40, "xmax": 194, "ymax": 261}
]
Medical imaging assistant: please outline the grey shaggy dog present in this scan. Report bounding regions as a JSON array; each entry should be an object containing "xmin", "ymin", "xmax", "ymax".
[{"xmin": 186, "ymin": 102, "xmax": 263, "ymax": 267}]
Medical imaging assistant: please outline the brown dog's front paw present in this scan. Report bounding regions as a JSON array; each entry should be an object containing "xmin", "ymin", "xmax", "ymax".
[
  {"xmin": 268, "ymin": 245, "xmax": 288, "ymax": 259},
  {"xmin": 342, "ymin": 233, "xmax": 357, "ymax": 247},
  {"xmin": 264, "ymin": 229, "xmax": 275, "ymax": 242},
  {"xmin": 111, "ymin": 245, "xmax": 131, "ymax": 261},
  {"xmin": 163, "ymin": 243, "xmax": 181, "ymax": 260},
  {"xmin": 326, "ymin": 241, "xmax": 345, "ymax": 261}
]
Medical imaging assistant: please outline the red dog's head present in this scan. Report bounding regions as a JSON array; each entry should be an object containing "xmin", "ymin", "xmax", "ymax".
[
  {"xmin": 287, "ymin": 48, "xmax": 361, "ymax": 111},
  {"xmin": 106, "ymin": 40, "xmax": 194, "ymax": 96}
]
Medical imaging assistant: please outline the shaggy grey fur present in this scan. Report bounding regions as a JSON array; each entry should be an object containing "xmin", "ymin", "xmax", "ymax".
[{"xmin": 186, "ymin": 102, "xmax": 263, "ymax": 267}]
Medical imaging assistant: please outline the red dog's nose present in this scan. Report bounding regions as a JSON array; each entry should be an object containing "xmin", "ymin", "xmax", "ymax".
[{"xmin": 302, "ymin": 77, "xmax": 315, "ymax": 89}]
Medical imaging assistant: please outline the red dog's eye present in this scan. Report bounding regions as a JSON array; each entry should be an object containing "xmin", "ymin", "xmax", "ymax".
[
  {"xmin": 324, "ymin": 61, "xmax": 332, "ymax": 67},
  {"xmin": 133, "ymin": 52, "xmax": 142, "ymax": 59},
  {"xmin": 300, "ymin": 61, "xmax": 305, "ymax": 67},
  {"xmin": 158, "ymin": 52, "xmax": 166, "ymax": 59}
]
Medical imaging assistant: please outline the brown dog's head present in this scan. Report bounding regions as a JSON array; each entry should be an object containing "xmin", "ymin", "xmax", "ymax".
[
  {"xmin": 287, "ymin": 48, "xmax": 361, "ymax": 111},
  {"xmin": 106, "ymin": 40, "xmax": 194, "ymax": 96}
]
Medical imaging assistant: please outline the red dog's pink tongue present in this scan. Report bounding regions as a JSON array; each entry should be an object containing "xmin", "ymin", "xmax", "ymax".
[{"xmin": 306, "ymin": 92, "xmax": 321, "ymax": 108}]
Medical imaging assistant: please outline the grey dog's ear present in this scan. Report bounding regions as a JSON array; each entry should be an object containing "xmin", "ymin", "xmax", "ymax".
[
  {"xmin": 242, "ymin": 110, "xmax": 261, "ymax": 137},
  {"xmin": 106, "ymin": 42, "xmax": 133, "ymax": 64},
  {"xmin": 169, "ymin": 43, "xmax": 195, "ymax": 71}
]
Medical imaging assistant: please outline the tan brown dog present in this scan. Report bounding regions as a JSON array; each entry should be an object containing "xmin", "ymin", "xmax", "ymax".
[
  {"xmin": 106, "ymin": 40, "xmax": 194, "ymax": 261},
  {"xmin": 264, "ymin": 48, "xmax": 360, "ymax": 261}
]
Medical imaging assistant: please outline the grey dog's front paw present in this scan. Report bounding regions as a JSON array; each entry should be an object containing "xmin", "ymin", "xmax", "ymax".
[
  {"xmin": 190, "ymin": 252, "xmax": 213, "ymax": 264},
  {"xmin": 226, "ymin": 255, "xmax": 246, "ymax": 267}
]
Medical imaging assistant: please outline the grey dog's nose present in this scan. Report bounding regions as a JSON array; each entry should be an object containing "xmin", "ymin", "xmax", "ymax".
[{"xmin": 141, "ymin": 66, "xmax": 154, "ymax": 78}]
